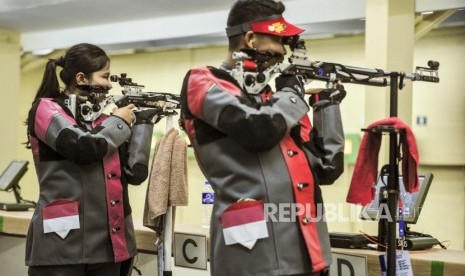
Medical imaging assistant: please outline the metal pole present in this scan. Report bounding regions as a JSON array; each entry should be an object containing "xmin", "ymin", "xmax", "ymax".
[{"xmin": 386, "ymin": 73, "xmax": 400, "ymax": 276}]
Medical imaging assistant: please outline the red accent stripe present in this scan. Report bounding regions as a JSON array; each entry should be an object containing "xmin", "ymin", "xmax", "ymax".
[
  {"xmin": 279, "ymin": 132, "xmax": 326, "ymax": 271},
  {"xmin": 34, "ymin": 100, "xmax": 56, "ymax": 142},
  {"xmin": 42, "ymin": 200, "xmax": 79, "ymax": 219},
  {"xmin": 34, "ymin": 99, "xmax": 75, "ymax": 142},
  {"xmin": 187, "ymin": 67, "xmax": 242, "ymax": 119},
  {"xmin": 103, "ymin": 146, "xmax": 129, "ymax": 262},
  {"xmin": 220, "ymin": 202, "xmax": 264, "ymax": 228}
]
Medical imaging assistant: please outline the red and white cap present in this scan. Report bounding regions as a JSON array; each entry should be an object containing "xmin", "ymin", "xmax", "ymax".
[{"xmin": 226, "ymin": 14, "xmax": 304, "ymax": 38}]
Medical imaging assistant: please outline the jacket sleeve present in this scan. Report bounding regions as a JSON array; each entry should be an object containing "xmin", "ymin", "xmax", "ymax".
[
  {"xmin": 182, "ymin": 67, "xmax": 309, "ymax": 151},
  {"xmin": 122, "ymin": 123, "xmax": 154, "ymax": 185},
  {"xmin": 29, "ymin": 98, "xmax": 132, "ymax": 165},
  {"xmin": 303, "ymin": 103, "xmax": 345, "ymax": 184}
]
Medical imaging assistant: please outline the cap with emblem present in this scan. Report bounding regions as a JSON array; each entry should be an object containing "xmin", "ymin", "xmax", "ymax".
[{"xmin": 226, "ymin": 14, "xmax": 304, "ymax": 38}]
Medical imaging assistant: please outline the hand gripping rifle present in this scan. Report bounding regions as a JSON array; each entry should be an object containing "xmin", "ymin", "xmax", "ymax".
[
  {"xmin": 231, "ymin": 35, "xmax": 439, "ymax": 95},
  {"xmin": 107, "ymin": 73, "xmax": 181, "ymax": 117}
]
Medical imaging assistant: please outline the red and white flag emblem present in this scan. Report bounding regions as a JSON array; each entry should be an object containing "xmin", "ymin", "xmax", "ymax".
[
  {"xmin": 42, "ymin": 200, "xmax": 80, "ymax": 239},
  {"xmin": 220, "ymin": 200, "xmax": 268, "ymax": 249}
]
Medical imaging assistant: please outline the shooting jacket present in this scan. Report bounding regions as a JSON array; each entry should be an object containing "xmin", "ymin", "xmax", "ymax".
[
  {"xmin": 25, "ymin": 95, "xmax": 153, "ymax": 266},
  {"xmin": 180, "ymin": 66, "xmax": 345, "ymax": 275}
]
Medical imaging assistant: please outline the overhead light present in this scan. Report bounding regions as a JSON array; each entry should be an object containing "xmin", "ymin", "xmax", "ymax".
[
  {"xmin": 421, "ymin": 11, "xmax": 434, "ymax": 15},
  {"xmin": 32, "ymin": 49, "xmax": 54, "ymax": 56},
  {"xmin": 105, "ymin": 49, "xmax": 136, "ymax": 56}
]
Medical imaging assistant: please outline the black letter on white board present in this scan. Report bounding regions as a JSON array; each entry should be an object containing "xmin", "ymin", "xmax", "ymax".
[
  {"xmin": 182, "ymin": 239, "xmax": 199, "ymax": 264},
  {"xmin": 337, "ymin": 258, "xmax": 355, "ymax": 276}
]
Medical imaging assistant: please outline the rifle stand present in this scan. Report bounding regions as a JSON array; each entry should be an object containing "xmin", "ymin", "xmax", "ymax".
[{"xmin": 363, "ymin": 73, "xmax": 402, "ymax": 276}]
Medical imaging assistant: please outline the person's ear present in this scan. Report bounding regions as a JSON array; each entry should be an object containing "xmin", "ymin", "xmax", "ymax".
[
  {"xmin": 244, "ymin": 31, "xmax": 257, "ymax": 49},
  {"xmin": 75, "ymin": 72, "xmax": 88, "ymax": 85}
]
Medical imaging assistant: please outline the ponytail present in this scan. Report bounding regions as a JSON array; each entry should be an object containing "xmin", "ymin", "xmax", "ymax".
[{"xmin": 32, "ymin": 57, "xmax": 64, "ymax": 103}]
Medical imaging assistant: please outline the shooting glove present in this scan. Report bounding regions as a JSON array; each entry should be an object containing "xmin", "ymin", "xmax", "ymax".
[
  {"xmin": 309, "ymin": 84, "xmax": 346, "ymax": 110},
  {"xmin": 134, "ymin": 108, "xmax": 163, "ymax": 125},
  {"xmin": 275, "ymin": 74, "xmax": 305, "ymax": 98}
]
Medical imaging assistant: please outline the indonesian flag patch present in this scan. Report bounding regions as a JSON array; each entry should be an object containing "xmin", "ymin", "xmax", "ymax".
[
  {"xmin": 42, "ymin": 200, "xmax": 80, "ymax": 239},
  {"xmin": 220, "ymin": 200, "xmax": 268, "ymax": 250}
]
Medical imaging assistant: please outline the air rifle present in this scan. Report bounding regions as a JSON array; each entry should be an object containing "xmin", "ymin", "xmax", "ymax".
[
  {"xmin": 108, "ymin": 73, "xmax": 180, "ymax": 115},
  {"xmin": 231, "ymin": 36, "xmax": 439, "ymax": 95}
]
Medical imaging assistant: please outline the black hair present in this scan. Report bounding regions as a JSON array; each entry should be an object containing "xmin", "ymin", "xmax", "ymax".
[
  {"xmin": 227, "ymin": 0, "xmax": 286, "ymax": 51},
  {"xmin": 32, "ymin": 43, "xmax": 110, "ymax": 103}
]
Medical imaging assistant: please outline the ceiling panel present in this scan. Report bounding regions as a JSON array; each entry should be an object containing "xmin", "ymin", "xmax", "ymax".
[{"xmin": 0, "ymin": 0, "xmax": 463, "ymax": 53}]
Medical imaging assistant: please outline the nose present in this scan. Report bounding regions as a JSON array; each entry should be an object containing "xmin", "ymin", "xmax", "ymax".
[{"xmin": 275, "ymin": 43, "xmax": 286, "ymax": 56}]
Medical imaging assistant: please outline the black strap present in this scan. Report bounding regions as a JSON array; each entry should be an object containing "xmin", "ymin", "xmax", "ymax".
[{"xmin": 225, "ymin": 14, "xmax": 282, "ymax": 37}]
